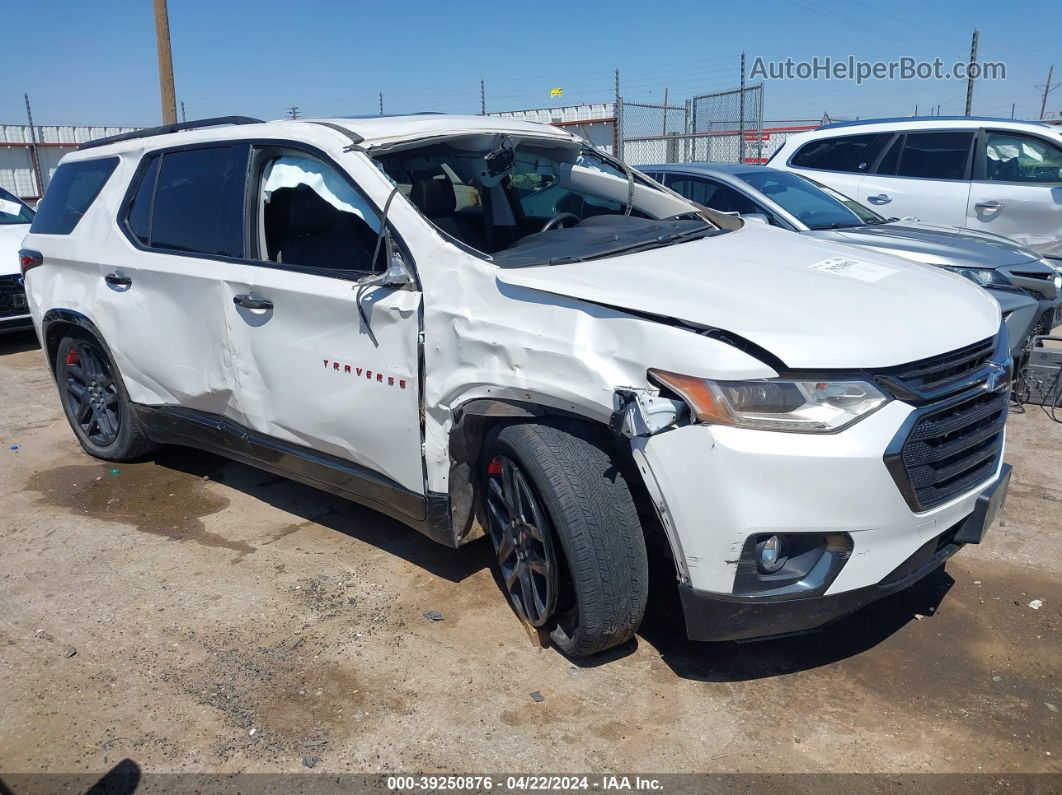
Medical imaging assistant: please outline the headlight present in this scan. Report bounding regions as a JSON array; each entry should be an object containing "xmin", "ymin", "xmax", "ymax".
[
  {"xmin": 648, "ymin": 370, "xmax": 888, "ymax": 433},
  {"xmin": 941, "ymin": 265, "xmax": 1009, "ymax": 288},
  {"xmin": 1044, "ymin": 260, "xmax": 1062, "ymax": 291}
]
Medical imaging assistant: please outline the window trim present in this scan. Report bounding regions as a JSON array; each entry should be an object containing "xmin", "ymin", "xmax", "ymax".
[
  {"xmin": 972, "ymin": 127, "xmax": 1062, "ymax": 186},
  {"xmin": 30, "ymin": 156, "xmax": 119, "ymax": 235},
  {"xmin": 865, "ymin": 128, "xmax": 977, "ymax": 182},
  {"xmin": 116, "ymin": 138, "xmax": 418, "ymax": 287}
]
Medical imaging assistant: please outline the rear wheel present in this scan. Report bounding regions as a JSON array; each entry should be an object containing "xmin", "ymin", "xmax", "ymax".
[
  {"xmin": 55, "ymin": 331, "xmax": 156, "ymax": 461},
  {"xmin": 483, "ymin": 421, "xmax": 648, "ymax": 657}
]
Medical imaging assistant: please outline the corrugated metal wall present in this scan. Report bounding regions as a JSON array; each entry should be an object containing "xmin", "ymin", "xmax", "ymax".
[
  {"xmin": 0, "ymin": 124, "xmax": 140, "ymax": 202},
  {"xmin": 488, "ymin": 104, "xmax": 616, "ymax": 155}
]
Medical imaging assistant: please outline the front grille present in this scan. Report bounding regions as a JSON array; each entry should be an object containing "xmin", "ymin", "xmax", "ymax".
[
  {"xmin": 876, "ymin": 336, "xmax": 995, "ymax": 398},
  {"xmin": 0, "ymin": 275, "xmax": 28, "ymax": 319},
  {"xmin": 898, "ymin": 390, "xmax": 1007, "ymax": 510},
  {"xmin": 880, "ymin": 335, "xmax": 1008, "ymax": 512}
]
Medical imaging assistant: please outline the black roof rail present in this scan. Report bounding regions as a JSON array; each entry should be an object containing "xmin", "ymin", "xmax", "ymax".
[
  {"xmin": 77, "ymin": 116, "xmax": 265, "ymax": 151},
  {"xmin": 820, "ymin": 115, "xmax": 1050, "ymax": 130}
]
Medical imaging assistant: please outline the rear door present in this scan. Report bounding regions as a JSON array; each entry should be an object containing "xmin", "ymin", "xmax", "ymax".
[
  {"xmin": 220, "ymin": 145, "xmax": 426, "ymax": 502},
  {"xmin": 857, "ymin": 130, "xmax": 974, "ymax": 226},
  {"xmin": 783, "ymin": 132, "xmax": 888, "ymax": 199},
  {"xmin": 966, "ymin": 128, "xmax": 1062, "ymax": 259},
  {"xmin": 96, "ymin": 144, "xmax": 247, "ymax": 418}
]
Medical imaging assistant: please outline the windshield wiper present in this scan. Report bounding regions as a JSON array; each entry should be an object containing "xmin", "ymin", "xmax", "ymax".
[{"xmin": 811, "ymin": 222, "xmax": 862, "ymax": 230}]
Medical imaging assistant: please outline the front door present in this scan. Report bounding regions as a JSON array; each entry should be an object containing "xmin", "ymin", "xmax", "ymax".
[
  {"xmin": 223, "ymin": 147, "xmax": 425, "ymax": 511},
  {"xmin": 966, "ymin": 129, "xmax": 1062, "ymax": 260}
]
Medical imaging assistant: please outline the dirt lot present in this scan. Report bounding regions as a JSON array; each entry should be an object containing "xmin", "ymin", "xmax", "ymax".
[{"xmin": 0, "ymin": 327, "xmax": 1059, "ymax": 777}]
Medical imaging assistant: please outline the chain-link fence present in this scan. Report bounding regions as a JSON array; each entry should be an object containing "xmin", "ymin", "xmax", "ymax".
[{"xmin": 615, "ymin": 100, "xmax": 690, "ymax": 164}]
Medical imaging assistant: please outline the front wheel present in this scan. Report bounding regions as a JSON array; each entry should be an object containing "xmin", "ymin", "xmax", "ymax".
[{"xmin": 483, "ymin": 421, "xmax": 648, "ymax": 657}]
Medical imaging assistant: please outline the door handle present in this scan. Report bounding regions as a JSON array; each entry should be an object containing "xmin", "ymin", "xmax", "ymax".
[
  {"xmin": 104, "ymin": 272, "xmax": 131, "ymax": 288},
  {"xmin": 233, "ymin": 294, "xmax": 273, "ymax": 311},
  {"xmin": 975, "ymin": 200, "xmax": 1004, "ymax": 210},
  {"xmin": 866, "ymin": 194, "xmax": 892, "ymax": 205}
]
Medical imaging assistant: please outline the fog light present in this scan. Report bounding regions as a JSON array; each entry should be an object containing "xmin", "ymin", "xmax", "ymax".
[{"xmin": 759, "ymin": 535, "xmax": 785, "ymax": 573}]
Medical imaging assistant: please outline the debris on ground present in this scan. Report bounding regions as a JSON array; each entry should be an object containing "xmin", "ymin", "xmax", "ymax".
[
  {"xmin": 1046, "ymin": 703, "xmax": 1059, "ymax": 713},
  {"xmin": 530, "ymin": 691, "xmax": 544, "ymax": 703},
  {"xmin": 9, "ymin": 444, "xmax": 18, "ymax": 452},
  {"xmin": 63, "ymin": 647, "xmax": 77, "ymax": 659},
  {"xmin": 1029, "ymin": 599, "xmax": 1043, "ymax": 610},
  {"xmin": 303, "ymin": 756, "xmax": 320, "ymax": 768},
  {"xmin": 423, "ymin": 610, "xmax": 444, "ymax": 621},
  {"xmin": 110, "ymin": 468, "xmax": 120, "ymax": 477}
]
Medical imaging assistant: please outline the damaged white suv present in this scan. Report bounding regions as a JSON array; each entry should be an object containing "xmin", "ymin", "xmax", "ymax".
[{"xmin": 22, "ymin": 115, "xmax": 1012, "ymax": 657}]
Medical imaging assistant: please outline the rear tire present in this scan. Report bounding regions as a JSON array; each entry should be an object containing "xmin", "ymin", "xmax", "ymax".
[
  {"xmin": 483, "ymin": 421, "xmax": 648, "ymax": 658},
  {"xmin": 55, "ymin": 331, "xmax": 157, "ymax": 462}
]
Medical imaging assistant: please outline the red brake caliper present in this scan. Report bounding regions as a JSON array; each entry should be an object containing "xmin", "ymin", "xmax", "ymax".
[{"xmin": 66, "ymin": 349, "xmax": 81, "ymax": 366}]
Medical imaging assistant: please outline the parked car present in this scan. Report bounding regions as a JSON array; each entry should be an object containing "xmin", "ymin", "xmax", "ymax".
[
  {"xmin": 640, "ymin": 162, "xmax": 1058, "ymax": 357},
  {"xmin": 767, "ymin": 117, "xmax": 1062, "ymax": 267},
  {"xmin": 0, "ymin": 187, "xmax": 35, "ymax": 334},
  {"xmin": 22, "ymin": 115, "xmax": 1011, "ymax": 657}
]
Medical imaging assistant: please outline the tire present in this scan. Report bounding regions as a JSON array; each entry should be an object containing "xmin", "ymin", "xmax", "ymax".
[
  {"xmin": 55, "ymin": 330, "xmax": 157, "ymax": 462},
  {"xmin": 482, "ymin": 420, "xmax": 648, "ymax": 657}
]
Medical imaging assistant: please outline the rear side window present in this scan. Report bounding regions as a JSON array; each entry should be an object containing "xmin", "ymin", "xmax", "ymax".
[
  {"xmin": 790, "ymin": 133, "xmax": 887, "ymax": 172},
  {"xmin": 30, "ymin": 157, "xmax": 118, "ymax": 235},
  {"xmin": 880, "ymin": 131, "xmax": 973, "ymax": 180},
  {"xmin": 124, "ymin": 145, "xmax": 247, "ymax": 257},
  {"xmin": 984, "ymin": 132, "xmax": 1062, "ymax": 183}
]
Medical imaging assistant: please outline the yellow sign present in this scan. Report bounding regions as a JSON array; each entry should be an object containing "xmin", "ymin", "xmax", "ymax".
[{"xmin": 550, "ymin": 88, "xmax": 564, "ymax": 98}]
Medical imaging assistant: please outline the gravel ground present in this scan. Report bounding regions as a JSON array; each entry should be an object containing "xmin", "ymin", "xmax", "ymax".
[{"xmin": 0, "ymin": 328, "xmax": 1059, "ymax": 777}]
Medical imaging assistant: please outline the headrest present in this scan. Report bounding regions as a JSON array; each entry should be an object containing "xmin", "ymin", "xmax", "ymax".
[
  {"xmin": 410, "ymin": 177, "xmax": 457, "ymax": 218},
  {"xmin": 270, "ymin": 185, "xmax": 335, "ymax": 237}
]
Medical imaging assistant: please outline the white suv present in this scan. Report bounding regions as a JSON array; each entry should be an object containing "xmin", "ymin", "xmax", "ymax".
[
  {"xmin": 21, "ymin": 115, "xmax": 1012, "ymax": 657},
  {"xmin": 769, "ymin": 117, "xmax": 1062, "ymax": 265}
]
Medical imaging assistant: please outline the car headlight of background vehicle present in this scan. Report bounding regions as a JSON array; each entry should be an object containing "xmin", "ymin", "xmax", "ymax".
[
  {"xmin": 648, "ymin": 370, "xmax": 888, "ymax": 432},
  {"xmin": 941, "ymin": 265, "xmax": 1010, "ymax": 288},
  {"xmin": 1042, "ymin": 259, "xmax": 1062, "ymax": 291}
]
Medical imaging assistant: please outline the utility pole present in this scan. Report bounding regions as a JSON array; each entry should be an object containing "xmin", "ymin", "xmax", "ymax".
[
  {"xmin": 152, "ymin": 0, "xmax": 178, "ymax": 124},
  {"xmin": 180, "ymin": 100, "xmax": 186, "ymax": 123},
  {"xmin": 739, "ymin": 51, "xmax": 746, "ymax": 164},
  {"xmin": 1037, "ymin": 65, "xmax": 1058, "ymax": 120},
  {"xmin": 480, "ymin": 79, "xmax": 486, "ymax": 115},
  {"xmin": 662, "ymin": 87, "xmax": 669, "ymax": 135},
  {"xmin": 1011, "ymin": 102, "xmax": 1015, "ymax": 119},
  {"xmin": 23, "ymin": 94, "xmax": 43, "ymax": 201},
  {"xmin": 379, "ymin": 93, "xmax": 384, "ymax": 116},
  {"xmin": 287, "ymin": 105, "xmax": 300, "ymax": 120},
  {"xmin": 964, "ymin": 28, "xmax": 979, "ymax": 116},
  {"xmin": 914, "ymin": 104, "xmax": 918, "ymax": 117}
]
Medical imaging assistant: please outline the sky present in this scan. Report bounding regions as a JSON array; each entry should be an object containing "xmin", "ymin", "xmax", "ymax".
[{"xmin": 5, "ymin": 0, "xmax": 1060, "ymax": 127}]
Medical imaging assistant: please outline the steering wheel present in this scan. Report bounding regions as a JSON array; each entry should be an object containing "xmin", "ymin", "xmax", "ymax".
[{"xmin": 540, "ymin": 212, "xmax": 580, "ymax": 232}]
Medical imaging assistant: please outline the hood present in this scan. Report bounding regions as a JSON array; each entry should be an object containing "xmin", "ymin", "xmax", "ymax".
[
  {"xmin": 0, "ymin": 224, "xmax": 29, "ymax": 277},
  {"xmin": 496, "ymin": 223, "xmax": 1000, "ymax": 370},
  {"xmin": 813, "ymin": 221, "xmax": 1041, "ymax": 269}
]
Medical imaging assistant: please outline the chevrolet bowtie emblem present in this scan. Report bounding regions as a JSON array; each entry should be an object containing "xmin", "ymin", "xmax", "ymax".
[{"xmin": 985, "ymin": 362, "xmax": 1009, "ymax": 393}]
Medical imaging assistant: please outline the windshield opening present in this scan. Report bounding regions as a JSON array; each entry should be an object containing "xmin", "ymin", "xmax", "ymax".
[
  {"xmin": 737, "ymin": 170, "xmax": 885, "ymax": 230},
  {"xmin": 374, "ymin": 136, "xmax": 719, "ymax": 267},
  {"xmin": 0, "ymin": 188, "xmax": 35, "ymax": 226}
]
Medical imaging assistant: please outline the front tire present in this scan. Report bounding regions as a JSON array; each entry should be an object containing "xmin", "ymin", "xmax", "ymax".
[
  {"xmin": 55, "ymin": 331, "xmax": 157, "ymax": 461},
  {"xmin": 483, "ymin": 421, "xmax": 648, "ymax": 658}
]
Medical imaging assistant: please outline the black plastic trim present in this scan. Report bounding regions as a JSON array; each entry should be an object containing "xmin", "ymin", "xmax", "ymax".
[
  {"xmin": 132, "ymin": 404, "xmax": 458, "ymax": 547},
  {"xmin": 77, "ymin": 116, "xmax": 264, "ymax": 151}
]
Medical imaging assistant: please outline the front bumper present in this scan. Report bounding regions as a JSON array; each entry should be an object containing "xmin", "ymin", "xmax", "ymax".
[
  {"xmin": 0, "ymin": 313, "xmax": 33, "ymax": 334},
  {"xmin": 679, "ymin": 464, "xmax": 1009, "ymax": 642},
  {"xmin": 1, "ymin": 274, "xmax": 31, "ymax": 334}
]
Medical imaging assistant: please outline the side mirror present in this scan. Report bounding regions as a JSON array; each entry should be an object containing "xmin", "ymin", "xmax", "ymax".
[
  {"xmin": 740, "ymin": 213, "xmax": 770, "ymax": 225},
  {"xmin": 379, "ymin": 235, "xmax": 414, "ymax": 287}
]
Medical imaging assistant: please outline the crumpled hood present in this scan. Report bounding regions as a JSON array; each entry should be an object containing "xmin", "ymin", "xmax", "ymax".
[
  {"xmin": 819, "ymin": 221, "xmax": 1041, "ymax": 268},
  {"xmin": 496, "ymin": 223, "xmax": 1001, "ymax": 369},
  {"xmin": 0, "ymin": 224, "xmax": 29, "ymax": 277}
]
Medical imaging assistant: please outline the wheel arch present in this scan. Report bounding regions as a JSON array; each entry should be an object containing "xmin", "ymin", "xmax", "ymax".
[{"xmin": 41, "ymin": 309, "xmax": 112, "ymax": 375}]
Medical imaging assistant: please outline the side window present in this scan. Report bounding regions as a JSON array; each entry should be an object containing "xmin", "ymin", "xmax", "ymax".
[
  {"xmin": 30, "ymin": 157, "xmax": 118, "ymax": 235},
  {"xmin": 894, "ymin": 131, "xmax": 973, "ymax": 180},
  {"xmin": 667, "ymin": 177, "xmax": 759, "ymax": 215},
  {"xmin": 790, "ymin": 133, "xmax": 887, "ymax": 172},
  {"xmin": 0, "ymin": 187, "xmax": 35, "ymax": 225},
  {"xmin": 984, "ymin": 132, "xmax": 1062, "ymax": 183},
  {"xmin": 874, "ymin": 135, "xmax": 903, "ymax": 175},
  {"xmin": 149, "ymin": 146, "xmax": 247, "ymax": 256},
  {"xmin": 257, "ymin": 153, "xmax": 382, "ymax": 273},
  {"xmin": 125, "ymin": 155, "xmax": 160, "ymax": 246}
]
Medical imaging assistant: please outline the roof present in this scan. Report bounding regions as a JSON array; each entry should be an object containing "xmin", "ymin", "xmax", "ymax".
[
  {"xmin": 639, "ymin": 162, "xmax": 772, "ymax": 176},
  {"xmin": 70, "ymin": 113, "xmax": 578, "ymax": 159}
]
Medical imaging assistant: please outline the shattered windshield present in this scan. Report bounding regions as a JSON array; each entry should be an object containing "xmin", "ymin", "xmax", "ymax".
[
  {"xmin": 0, "ymin": 188, "xmax": 35, "ymax": 225},
  {"xmin": 737, "ymin": 170, "xmax": 884, "ymax": 230},
  {"xmin": 375, "ymin": 137, "xmax": 720, "ymax": 267}
]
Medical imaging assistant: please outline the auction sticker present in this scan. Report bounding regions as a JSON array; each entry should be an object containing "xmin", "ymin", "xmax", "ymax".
[
  {"xmin": 808, "ymin": 256, "xmax": 898, "ymax": 283},
  {"xmin": 0, "ymin": 198, "xmax": 22, "ymax": 216}
]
